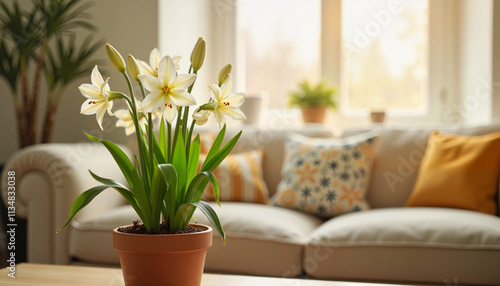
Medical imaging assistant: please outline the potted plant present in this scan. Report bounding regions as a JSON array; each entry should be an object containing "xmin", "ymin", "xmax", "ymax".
[
  {"xmin": 57, "ymin": 38, "xmax": 247, "ymax": 286},
  {"xmin": 288, "ymin": 79, "xmax": 337, "ymax": 123},
  {"xmin": 0, "ymin": 0, "xmax": 101, "ymax": 147}
]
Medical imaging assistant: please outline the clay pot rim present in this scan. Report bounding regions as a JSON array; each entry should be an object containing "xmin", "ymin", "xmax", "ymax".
[
  {"xmin": 112, "ymin": 223, "xmax": 212, "ymax": 237},
  {"xmin": 113, "ymin": 223, "xmax": 213, "ymax": 252}
]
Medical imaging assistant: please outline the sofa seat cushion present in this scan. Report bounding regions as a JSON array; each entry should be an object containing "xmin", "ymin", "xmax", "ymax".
[
  {"xmin": 193, "ymin": 202, "xmax": 324, "ymax": 277},
  {"xmin": 304, "ymin": 207, "xmax": 500, "ymax": 285}
]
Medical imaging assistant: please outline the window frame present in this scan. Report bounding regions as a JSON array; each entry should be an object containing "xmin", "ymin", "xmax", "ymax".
[{"xmin": 215, "ymin": 0, "xmax": 461, "ymax": 125}]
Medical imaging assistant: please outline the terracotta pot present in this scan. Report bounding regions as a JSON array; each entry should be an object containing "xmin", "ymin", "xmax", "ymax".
[
  {"xmin": 300, "ymin": 106, "xmax": 327, "ymax": 123},
  {"xmin": 370, "ymin": 110, "xmax": 386, "ymax": 123},
  {"xmin": 113, "ymin": 224, "xmax": 212, "ymax": 286}
]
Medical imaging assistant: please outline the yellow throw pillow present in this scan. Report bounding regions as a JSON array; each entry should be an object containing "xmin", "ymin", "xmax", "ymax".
[
  {"xmin": 201, "ymin": 149, "xmax": 269, "ymax": 204},
  {"xmin": 405, "ymin": 131, "xmax": 500, "ymax": 215}
]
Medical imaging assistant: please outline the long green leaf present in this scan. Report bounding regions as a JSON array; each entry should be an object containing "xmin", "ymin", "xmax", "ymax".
[
  {"xmin": 88, "ymin": 171, "xmax": 146, "ymax": 225},
  {"xmin": 182, "ymin": 171, "xmax": 220, "ymax": 230},
  {"xmin": 189, "ymin": 201, "xmax": 226, "ymax": 243},
  {"xmin": 172, "ymin": 130, "xmax": 187, "ymax": 200},
  {"xmin": 202, "ymin": 131, "xmax": 242, "ymax": 172},
  {"xmin": 86, "ymin": 133, "xmax": 152, "ymax": 224},
  {"xmin": 151, "ymin": 131, "xmax": 167, "ymax": 165},
  {"xmin": 203, "ymin": 124, "xmax": 226, "ymax": 163},
  {"xmin": 187, "ymin": 135, "xmax": 201, "ymax": 184},
  {"xmin": 157, "ymin": 164, "xmax": 178, "ymax": 229},
  {"xmin": 185, "ymin": 171, "xmax": 220, "ymax": 206},
  {"xmin": 174, "ymin": 204, "xmax": 194, "ymax": 231},
  {"xmin": 159, "ymin": 118, "xmax": 167, "ymax": 157},
  {"xmin": 150, "ymin": 166, "xmax": 167, "ymax": 231},
  {"xmin": 57, "ymin": 185, "xmax": 109, "ymax": 232}
]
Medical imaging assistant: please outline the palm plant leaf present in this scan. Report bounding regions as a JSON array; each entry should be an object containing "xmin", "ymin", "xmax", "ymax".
[
  {"xmin": 0, "ymin": 1, "xmax": 43, "ymax": 57},
  {"xmin": 44, "ymin": 34, "xmax": 103, "ymax": 90},
  {"xmin": 0, "ymin": 40, "xmax": 20, "ymax": 92},
  {"xmin": 36, "ymin": 0, "xmax": 95, "ymax": 37}
]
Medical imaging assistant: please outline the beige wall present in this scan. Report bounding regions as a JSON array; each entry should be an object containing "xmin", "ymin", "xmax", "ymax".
[
  {"xmin": 158, "ymin": 0, "xmax": 217, "ymax": 104},
  {"xmin": 493, "ymin": 0, "xmax": 500, "ymax": 119},
  {"xmin": 457, "ymin": 0, "xmax": 493, "ymax": 124},
  {"xmin": 0, "ymin": 0, "xmax": 158, "ymax": 163}
]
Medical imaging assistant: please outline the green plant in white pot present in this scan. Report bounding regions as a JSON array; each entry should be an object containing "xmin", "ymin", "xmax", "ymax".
[
  {"xmin": 288, "ymin": 79, "xmax": 337, "ymax": 123},
  {"xmin": 57, "ymin": 38, "xmax": 246, "ymax": 286}
]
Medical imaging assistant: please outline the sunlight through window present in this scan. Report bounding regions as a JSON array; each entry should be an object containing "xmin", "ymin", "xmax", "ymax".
[
  {"xmin": 341, "ymin": 0, "xmax": 429, "ymax": 114},
  {"xmin": 237, "ymin": 0, "xmax": 321, "ymax": 108}
]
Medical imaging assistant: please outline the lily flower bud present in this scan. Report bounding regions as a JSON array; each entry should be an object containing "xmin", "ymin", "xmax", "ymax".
[
  {"xmin": 218, "ymin": 64, "xmax": 232, "ymax": 86},
  {"xmin": 106, "ymin": 43, "xmax": 126, "ymax": 73},
  {"xmin": 190, "ymin": 37, "xmax": 206, "ymax": 72},
  {"xmin": 192, "ymin": 108, "xmax": 211, "ymax": 126},
  {"xmin": 127, "ymin": 54, "xmax": 141, "ymax": 82}
]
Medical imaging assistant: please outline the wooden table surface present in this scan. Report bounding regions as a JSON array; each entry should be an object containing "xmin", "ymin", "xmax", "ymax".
[{"xmin": 0, "ymin": 263, "xmax": 407, "ymax": 286}]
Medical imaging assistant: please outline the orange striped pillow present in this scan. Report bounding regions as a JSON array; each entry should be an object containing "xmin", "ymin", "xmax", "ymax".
[{"xmin": 201, "ymin": 149, "xmax": 269, "ymax": 204}]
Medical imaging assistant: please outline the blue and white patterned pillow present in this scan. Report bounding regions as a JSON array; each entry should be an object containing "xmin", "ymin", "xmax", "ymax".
[{"xmin": 272, "ymin": 132, "xmax": 378, "ymax": 218}]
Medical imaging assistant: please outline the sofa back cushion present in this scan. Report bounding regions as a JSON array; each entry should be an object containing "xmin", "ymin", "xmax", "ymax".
[{"xmin": 357, "ymin": 124, "xmax": 500, "ymax": 209}]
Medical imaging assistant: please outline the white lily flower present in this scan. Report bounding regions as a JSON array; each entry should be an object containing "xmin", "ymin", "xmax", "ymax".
[
  {"xmin": 115, "ymin": 109, "xmax": 145, "ymax": 136},
  {"xmin": 139, "ymin": 56, "xmax": 197, "ymax": 124},
  {"xmin": 138, "ymin": 48, "xmax": 181, "ymax": 76},
  {"xmin": 208, "ymin": 76, "xmax": 246, "ymax": 128},
  {"xmin": 79, "ymin": 66, "xmax": 114, "ymax": 130},
  {"xmin": 192, "ymin": 108, "xmax": 210, "ymax": 126},
  {"xmin": 115, "ymin": 99, "xmax": 155, "ymax": 136}
]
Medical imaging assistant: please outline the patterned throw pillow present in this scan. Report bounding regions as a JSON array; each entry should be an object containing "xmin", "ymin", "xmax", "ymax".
[{"xmin": 272, "ymin": 132, "xmax": 378, "ymax": 217}]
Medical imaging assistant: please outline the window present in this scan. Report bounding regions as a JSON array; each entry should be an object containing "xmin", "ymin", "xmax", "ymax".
[
  {"xmin": 341, "ymin": 0, "xmax": 428, "ymax": 115},
  {"xmin": 237, "ymin": 0, "xmax": 321, "ymax": 108},
  {"xmin": 235, "ymin": 0, "xmax": 430, "ymax": 117}
]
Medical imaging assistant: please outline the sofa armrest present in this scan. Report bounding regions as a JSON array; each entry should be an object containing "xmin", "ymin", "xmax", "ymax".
[{"xmin": 1, "ymin": 143, "xmax": 132, "ymax": 265}]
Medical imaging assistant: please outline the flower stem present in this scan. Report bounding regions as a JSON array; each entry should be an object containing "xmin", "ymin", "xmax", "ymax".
[
  {"xmin": 182, "ymin": 67, "xmax": 198, "ymax": 152},
  {"xmin": 140, "ymin": 82, "xmax": 155, "ymax": 175},
  {"xmin": 124, "ymin": 72, "xmax": 151, "ymax": 210},
  {"xmin": 171, "ymin": 109, "xmax": 183, "ymax": 162},
  {"xmin": 185, "ymin": 119, "xmax": 196, "ymax": 161},
  {"xmin": 167, "ymin": 122, "xmax": 172, "ymax": 163}
]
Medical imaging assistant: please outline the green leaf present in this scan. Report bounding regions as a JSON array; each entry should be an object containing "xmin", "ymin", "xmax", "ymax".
[
  {"xmin": 57, "ymin": 185, "xmax": 109, "ymax": 232},
  {"xmin": 203, "ymin": 124, "xmax": 226, "ymax": 164},
  {"xmin": 85, "ymin": 133, "xmax": 152, "ymax": 225},
  {"xmin": 159, "ymin": 118, "xmax": 167, "ymax": 157},
  {"xmin": 149, "ymin": 128, "xmax": 166, "ymax": 165},
  {"xmin": 150, "ymin": 166, "xmax": 167, "ymax": 231},
  {"xmin": 185, "ymin": 171, "xmax": 220, "ymax": 206},
  {"xmin": 182, "ymin": 171, "xmax": 220, "ymax": 231},
  {"xmin": 173, "ymin": 204, "xmax": 194, "ymax": 231},
  {"xmin": 187, "ymin": 135, "xmax": 201, "ymax": 184},
  {"xmin": 189, "ymin": 201, "xmax": 226, "ymax": 243},
  {"xmin": 172, "ymin": 130, "xmax": 187, "ymax": 200},
  {"xmin": 88, "ymin": 170, "xmax": 146, "ymax": 225},
  {"xmin": 157, "ymin": 164, "xmax": 178, "ymax": 229},
  {"xmin": 202, "ymin": 131, "xmax": 242, "ymax": 172}
]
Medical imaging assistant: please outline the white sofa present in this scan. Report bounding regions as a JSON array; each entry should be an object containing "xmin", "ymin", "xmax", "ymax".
[{"xmin": 2, "ymin": 124, "xmax": 500, "ymax": 285}]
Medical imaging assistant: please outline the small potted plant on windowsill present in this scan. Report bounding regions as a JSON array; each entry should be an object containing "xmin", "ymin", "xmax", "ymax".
[
  {"xmin": 288, "ymin": 79, "xmax": 338, "ymax": 123},
  {"xmin": 57, "ymin": 38, "xmax": 247, "ymax": 286}
]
